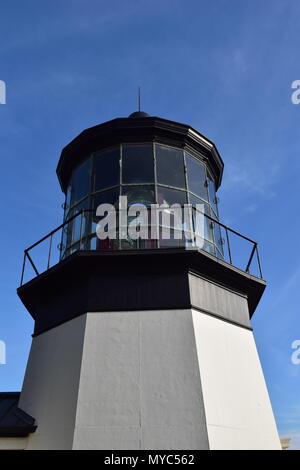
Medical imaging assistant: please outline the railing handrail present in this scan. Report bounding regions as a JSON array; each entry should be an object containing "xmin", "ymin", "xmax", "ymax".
[
  {"xmin": 24, "ymin": 206, "xmax": 258, "ymax": 253},
  {"xmin": 20, "ymin": 205, "xmax": 263, "ymax": 286},
  {"xmin": 25, "ymin": 210, "xmax": 84, "ymax": 253}
]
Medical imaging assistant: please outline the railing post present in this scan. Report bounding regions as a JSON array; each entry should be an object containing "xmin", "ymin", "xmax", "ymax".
[
  {"xmin": 26, "ymin": 251, "xmax": 40, "ymax": 277},
  {"xmin": 20, "ymin": 252, "xmax": 27, "ymax": 287},
  {"xmin": 225, "ymin": 227, "xmax": 232, "ymax": 264},
  {"xmin": 47, "ymin": 234, "xmax": 53, "ymax": 270},
  {"xmin": 256, "ymin": 245, "xmax": 263, "ymax": 279},
  {"xmin": 245, "ymin": 243, "xmax": 257, "ymax": 274}
]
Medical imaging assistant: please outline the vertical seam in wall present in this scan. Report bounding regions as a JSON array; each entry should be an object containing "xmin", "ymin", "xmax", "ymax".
[
  {"xmin": 190, "ymin": 307, "xmax": 211, "ymax": 450},
  {"xmin": 71, "ymin": 314, "xmax": 88, "ymax": 449}
]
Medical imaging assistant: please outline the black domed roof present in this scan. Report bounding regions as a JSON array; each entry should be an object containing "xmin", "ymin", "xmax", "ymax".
[
  {"xmin": 129, "ymin": 111, "xmax": 150, "ymax": 118},
  {"xmin": 57, "ymin": 114, "xmax": 224, "ymax": 192}
]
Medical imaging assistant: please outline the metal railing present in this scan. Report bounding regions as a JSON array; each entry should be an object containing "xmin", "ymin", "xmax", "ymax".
[{"xmin": 20, "ymin": 207, "xmax": 263, "ymax": 286}]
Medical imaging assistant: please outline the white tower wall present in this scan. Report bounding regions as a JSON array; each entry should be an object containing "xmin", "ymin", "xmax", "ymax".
[
  {"xmin": 192, "ymin": 310, "xmax": 281, "ymax": 450},
  {"xmin": 18, "ymin": 288, "xmax": 280, "ymax": 450}
]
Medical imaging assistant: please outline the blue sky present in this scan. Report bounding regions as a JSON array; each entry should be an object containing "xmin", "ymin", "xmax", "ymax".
[{"xmin": 0, "ymin": 0, "xmax": 299, "ymax": 448}]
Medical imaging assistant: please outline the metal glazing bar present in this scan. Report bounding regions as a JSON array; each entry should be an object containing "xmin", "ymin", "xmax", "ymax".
[{"xmin": 79, "ymin": 210, "xmax": 84, "ymax": 249}]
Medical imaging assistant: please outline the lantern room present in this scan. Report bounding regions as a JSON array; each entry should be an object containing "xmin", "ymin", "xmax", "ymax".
[{"xmin": 57, "ymin": 112, "xmax": 224, "ymax": 258}]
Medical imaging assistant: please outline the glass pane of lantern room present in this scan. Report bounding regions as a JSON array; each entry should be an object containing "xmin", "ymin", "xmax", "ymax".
[
  {"xmin": 91, "ymin": 188, "xmax": 120, "ymax": 233},
  {"xmin": 189, "ymin": 194, "xmax": 213, "ymax": 242},
  {"xmin": 94, "ymin": 148, "xmax": 120, "ymax": 191},
  {"xmin": 72, "ymin": 199, "xmax": 89, "ymax": 244},
  {"xmin": 64, "ymin": 184, "xmax": 72, "ymax": 217},
  {"xmin": 157, "ymin": 187, "xmax": 187, "ymax": 231},
  {"xmin": 122, "ymin": 185, "xmax": 155, "ymax": 206},
  {"xmin": 121, "ymin": 186, "xmax": 155, "ymax": 248},
  {"xmin": 122, "ymin": 144, "xmax": 154, "ymax": 184},
  {"xmin": 71, "ymin": 158, "xmax": 91, "ymax": 206},
  {"xmin": 156, "ymin": 145, "xmax": 186, "ymax": 189},
  {"xmin": 186, "ymin": 154, "xmax": 208, "ymax": 201},
  {"xmin": 93, "ymin": 188, "xmax": 120, "ymax": 208},
  {"xmin": 157, "ymin": 186, "xmax": 187, "ymax": 206}
]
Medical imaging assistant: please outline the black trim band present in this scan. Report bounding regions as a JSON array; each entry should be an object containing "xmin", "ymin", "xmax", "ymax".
[{"xmin": 18, "ymin": 249, "xmax": 265, "ymax": 336}]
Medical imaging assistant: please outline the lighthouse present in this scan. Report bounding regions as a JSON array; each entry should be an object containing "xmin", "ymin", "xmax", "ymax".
[{"xmin": 0, "ymin": 111, "xmax": 281, "ymax": 450}]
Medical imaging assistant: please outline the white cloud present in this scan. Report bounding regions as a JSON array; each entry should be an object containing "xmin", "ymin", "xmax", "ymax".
[
  {"xmin": 273, "ymin": 263, "xmax": 300, "ymax": 307},
  {"xmin": 221, "ymin": 160, "xmax": 279, "ymax": 198}
]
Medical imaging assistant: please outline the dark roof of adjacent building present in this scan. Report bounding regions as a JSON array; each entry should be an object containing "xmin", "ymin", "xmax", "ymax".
[{"xmin": 0, "ymin": 392, "xmax": 36, "ymax": 437}]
